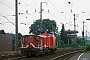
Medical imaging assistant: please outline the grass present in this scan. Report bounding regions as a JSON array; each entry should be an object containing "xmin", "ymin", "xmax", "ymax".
[
  {"xmin": 0, "ymin": 51, "xmax": 20, "ymax": 56},
  {"xmin": 84, "ymin": 50, "xmax": 90, "ymax": 53}
]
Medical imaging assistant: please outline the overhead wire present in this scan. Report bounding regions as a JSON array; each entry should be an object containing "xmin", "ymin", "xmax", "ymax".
[
  {"xmin": 67, "ymin": 0, "xmax": 90, "ymax": 30},
  {"xmin": 3, "ymin": 0, "xmax": 14, "ymax": 6},
  {"xmin": 0, "ymin": 0, "xmax": 15, "ymax": 25},
  {"xmin": 0, "ymin": 14, "xmax": 15, "ymax": 25},
  {"xmin": 47, "ymin": 9, "xmax": 61, "ymax": 18},
  {"xmin": 66, "ymin": 0, "xmax": 90, "ymax": 15},
  {"xmin": 3, "ymin": 17, "xmax": 14, "ymax": 25},
  {"xmin": 0, "ymin": 0, "xmax": 39, "ymax": 26},
  {"xmin": 76, "ymin": 0, "xmax": 90, "ymax": 16},
  {"xmin": 1, "ymin": 0, "xmax": 38, "ymax": 18},
  {"xmin": 66, "ymin": 0, "xmax": 90, "ymax": 22},
  {"xmin": 48, "ymin": 0, "xmax": 69, "ymax": 21},
  {"xmin": 0, "ymin": 1, "xmax": 13, "ymax": 10},
  {"xmin": 19, "ymin": 0, "xmax": 40, "ymax": 16},
  {"xmin": 19, "ymin": 0, "xmax": 39, "ymax": 18},
  {"xmin": 19, "ymin": 0, "xmax": 34, "ymax": 9},
  {"xmin": 41, "ymin": 8, "xmax": 57, "ymax": 18},
  {"xmin": 66, "ymin": 0, "xmax": 90, "ymax": 25},
  {"xmin": 0, "ymin": 22, "xmax": 11, "ymax": 25}
]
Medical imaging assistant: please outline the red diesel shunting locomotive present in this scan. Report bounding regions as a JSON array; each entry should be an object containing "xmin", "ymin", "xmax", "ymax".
[{"xmin": 21, "ymin": 31, "xmax": 57, "ymax": 57}]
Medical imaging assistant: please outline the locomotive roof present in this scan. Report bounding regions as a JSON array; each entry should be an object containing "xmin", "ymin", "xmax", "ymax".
[
  {"xmin": 40, "ymin": 31, "xmax": 54, "ymax": 34},
  {"xmin": 65, "ymin": 30, "xmax": 78, "ymax": 34},
  {"xmin": 22, "ymin": 31, "xmax": 54, "ymax": 37},
  {"xmin": 22, "ymin": 34, "xmax": 35, "ymax": 37}
]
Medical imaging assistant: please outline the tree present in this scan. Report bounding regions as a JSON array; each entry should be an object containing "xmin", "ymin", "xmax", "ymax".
[
  {"xmin": 84, "ymin": 42, "xmax": 90, "ymax": 52},
  {"xmin": 76, "ymin": 37, "xmax": 90, "ymax": 52},
  {"xmin": 12, "ymin": 33, "xmax": 22, "ymax": 51},
  {"xmin": 12, "ymin": 35, "xmax": 15, "ymax": 51},
  {"xmin": 76, "ymin": 37, "xmax": 86, "ymax": 46},
  {"xmin": 60, "ymin": 24, "xmax": 68, "ymax": 44},
  {"xmin": 18, "ymin": 33, "xmax": 22, "ymax": 49},
  {"xmin": 29, "ymin": 20, "xmax": 41, "ymax": 34},
  {"xmin": 29, "ymin": 19, "xmax": 57, "ymax": 34},
  {"xmin": 0, "ymin": 30, "xmax": 6, "ymax": 34}
]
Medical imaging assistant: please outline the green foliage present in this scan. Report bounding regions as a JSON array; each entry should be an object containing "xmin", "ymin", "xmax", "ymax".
[
  {"xmin": 60, "ymin": 24, "xmax": 68, "ymax": 44},
  {"xmin": 12, "ymin": 35, "xmax": 15, "ymax": 51},
  {"xmin": 42, "ymin": 19, "xmax": 57, "ymax": 32},
  {"xmin": 12, "ymin": 33, "xmax": 22, "ymax": 51},
  {"xmin": 70, "ymin": 42, "xmax": 78, "ymax": 48},
  {"xmin": 18, "ymin": 33, "xmax": 22, "ymax": 49},
  {"xmin": 84, "ymin": 42, "xmax": 90, "ymax": 52},
  {"xmin": 58, "ymin": 40, "xmax": 65, "ymax": 48},
  {"xmin": 76, "ymin": 37, "xmax": 90, "ymax": 52},
  {"xmin": 29, "ymin": 19, "xmax": 41, "ymax": 34},
  {"xmin": 55, "ymin": 32, "xmax": 65, "ymax": 48},
  {"xmin": 0, "ymin": 30, "xmax": 6, "ymax": 34},
  {"xmin": 29, "ymin": 19, "xmax": 57, "ymax": 34},
  {"xmin": 76, "ymin": 37, "xmax": 86, "ymax": 46},
  {"xmin": 75, "ymin": 37, "xmax": 90, "ymax": 51}
]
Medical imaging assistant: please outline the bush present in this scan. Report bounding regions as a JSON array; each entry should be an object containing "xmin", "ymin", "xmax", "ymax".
[
  {"xmin": 84, "ymin": 42, "xmax": 90, "ymax": 52},
  {"xmin": 57, "ymin": 40, "xmax": 65, "ymax": 48}
]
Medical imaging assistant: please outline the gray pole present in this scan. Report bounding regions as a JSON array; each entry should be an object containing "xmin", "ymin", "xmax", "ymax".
[
  {"xmin": 15, "ymin": 0, "xmax": 18, "ymax": 53},
  {"xmin": 83, "ymin": 21, "xmax": 84, "ymax": 33},
  {"xmin": 40, "ymin": 2, "xmax": 42, "ymax": 32},
  {"xmin": 74, "ymin": 14, "xmax": 76, "ymax": 43},
  {"xmin": 68, "ymin": 38, "xmax": 69, "ymax": 46},
  {"xmin": 86, "ymin": 30, "xmax": 87, "ymax": 40},
  {"xmin": 83, "ymin": 21, "xmax": 84, "ymax": 39},
  {"xmin": 40, "ymin": 2, "xmax": 47, "ymax": 32},
  {"xmin": 74, "ymin": 14, "xmax": 76, "ymax": 31}
]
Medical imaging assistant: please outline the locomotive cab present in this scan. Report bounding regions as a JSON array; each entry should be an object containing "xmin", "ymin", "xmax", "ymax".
[{"xmin": 21, "ymin": 35, "xmax": 41, "ymax": 56}]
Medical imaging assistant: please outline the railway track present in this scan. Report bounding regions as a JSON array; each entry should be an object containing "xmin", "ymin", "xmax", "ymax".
[
  {"xmin": 0, "ymin": 53, "xmax": 22, "ymax": 60},
  {"xmin": 0, "ymin": 48, "xmax": 83, "ymax": 60},
  {"xmin": 51, "ymin": 50, "xmax": 82, "ymax": 60}
]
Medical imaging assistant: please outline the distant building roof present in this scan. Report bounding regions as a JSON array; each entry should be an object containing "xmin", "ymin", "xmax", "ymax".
[{"xmin": 65, "ymin": 29, "xmax": 78, "ymax": 34}]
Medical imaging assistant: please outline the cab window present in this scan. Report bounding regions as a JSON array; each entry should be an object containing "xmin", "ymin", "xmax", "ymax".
[
  {"xmin": 48, "ymin": 33, "xmax": 52, "ymax": 36},
  {"xmin": 24, "ymin": 36, "xmax": 28, "ymax": 42},
  {"xmin": 30, "ymin": 36, "xmax": 32, "ymax": 38}
]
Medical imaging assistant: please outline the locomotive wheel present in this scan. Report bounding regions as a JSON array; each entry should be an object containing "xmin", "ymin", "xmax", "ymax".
[
  {"xmin": 27, "ymin": 54, "xmax": 31, "ymax": 57},
  {"xmin": 43, "ymin": 48, "xmax": 49, "ymax": 54},
  {"xmin": 50, "ymin": 49, "xmax": 55, "ymax": 53},
  {"xmin": 35, "ymin": 49, "xmax": 40, "ymax": 57},
  {"xmin": 26, "ymin": 51, "xmax": 31, "ymax": 57}
]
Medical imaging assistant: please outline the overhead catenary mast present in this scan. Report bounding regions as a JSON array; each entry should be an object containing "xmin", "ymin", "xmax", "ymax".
[
  {"xmin": 40, "ymin": 2, "xmax": 42, "ymax": 32},
  {"xmin": 40, "ymin": 2, "xmax": 48, "ymax": 32},
  {"xmin": 15, "ymin": 0, "xmax": 18, "ymax": 53},
  {"xmin": 73, "ymin": 14, "xmax": 76, "ymax": 43}
]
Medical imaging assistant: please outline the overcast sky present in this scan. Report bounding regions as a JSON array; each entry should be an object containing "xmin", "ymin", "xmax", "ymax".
[{"xmin": 0, "ymin": 0, "xmax": 90, "ymax": 36}]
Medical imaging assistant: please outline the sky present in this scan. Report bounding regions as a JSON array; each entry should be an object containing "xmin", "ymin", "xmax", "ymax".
[{"xmin": 0, "ymin": 0, "xmax": 90, "ymax": 36}]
